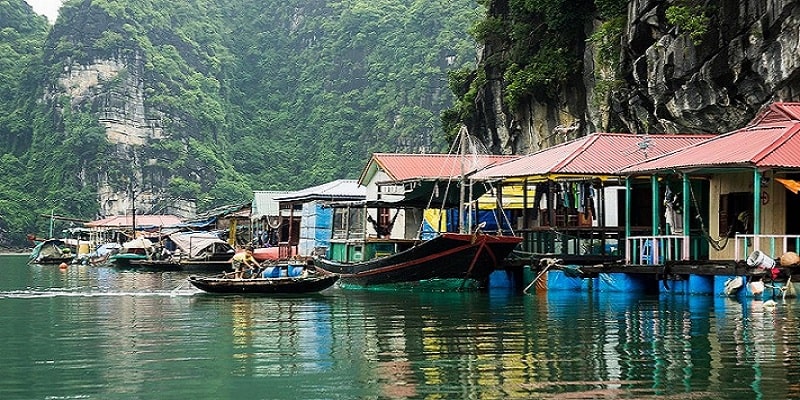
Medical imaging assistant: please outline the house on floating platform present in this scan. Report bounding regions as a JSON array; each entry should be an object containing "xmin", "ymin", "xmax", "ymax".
[
  {"xmin": 182, "ymin": 203, "xmax": 252, "ymax": 246},
  {"xmin": 615, "ymin": 102, "xmax": 800, "ymax": 298},
  {"xmin": 85, "ymin": 214, "xmax": 183, "ymax": 243},
  {"xmin": 251, "ymin": 190, "xmax": 293, "ymax": 247},
  {"xmin": 470, "ymin": 132, "xmax": 713, "ymax": 281},
  {"xmin": 356, "ymin": 153, "xmax": 517, "ymax": 240},
  {"xmin": 273, "ymin": 179, "xmax": 365, "ymax": 258}
]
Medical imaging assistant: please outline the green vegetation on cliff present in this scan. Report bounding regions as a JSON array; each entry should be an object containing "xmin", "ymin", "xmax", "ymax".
[
  {"xmin": 0, "ymin": 0, "xmax": 478, "ymax": 246},
  {"xmin": 0, "ymin": 0, "xmax": 50, "ymax": 245},
  {"xmin": 444, "ymin": 0, "xmax": 628, "ymax": 137}
]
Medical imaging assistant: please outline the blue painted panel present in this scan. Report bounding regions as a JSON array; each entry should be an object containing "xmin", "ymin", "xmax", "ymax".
[
  {"xmin": 546, "ymin": 270, "xmax": 586, "ymax": 291},
  {"xmin": 488, "ymin": 269, "xmax": 513, "ymax": 289},
  {"xmin": 597, "ymin": 273, "xmax": 652, "ymax": 293}
]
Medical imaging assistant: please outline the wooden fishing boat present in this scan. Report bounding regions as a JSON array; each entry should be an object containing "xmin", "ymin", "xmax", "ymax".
[
  {"xmin": 187, "ymin": 268, "xmax": 339, "ymax": 294},
  {"xmin": 314, "ymin": 232, "xmax": 522, "ymax": 287},
  {"xmin": 108, "ymin": 238, "xmax": 153, "ymax": 268},
  {"xmin": 313, "ymin": 133, "xmax": 523, "ymax": 288},
  {"xmin": 28, "ymin": 239, "xmax": 75, "ymax": 265},
  {"xmin": 110, "ymin": 232, "xmax": 235, "ymax": 271}
]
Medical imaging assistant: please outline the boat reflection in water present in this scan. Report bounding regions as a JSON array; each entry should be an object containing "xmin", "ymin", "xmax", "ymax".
[{"xmin": 3, "ymin": 255, "xmax": 800, "ymax": 399}]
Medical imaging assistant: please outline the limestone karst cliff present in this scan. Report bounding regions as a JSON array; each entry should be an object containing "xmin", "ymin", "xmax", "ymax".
[
  {"xmin": 461, "ymin": 0, "xmax": 800, "ymax": 154},
  {"xmin": 32, "ymin": 0, "xmax": 477, "ymax": 221}
]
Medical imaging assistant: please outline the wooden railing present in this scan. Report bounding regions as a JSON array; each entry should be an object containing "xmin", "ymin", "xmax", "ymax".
[
  {"xmin": 625, "ymin": 235, "xmax": 690, "ymax": 265},
  {"xmin": 733, "ymin": 234, "xmax": 800, "ymax": 261}
]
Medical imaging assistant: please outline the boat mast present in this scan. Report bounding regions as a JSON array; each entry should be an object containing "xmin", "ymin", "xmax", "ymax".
[
  {"xmin": 130, "ymin": 185, "xmax": 136, "ymax": 239},
  {"xmin": 459, "ymin": 126, "xmax": 467, "ymax": 234},
  {"xmin": 49, "ymin": 209, "xmax": 54, "ymax": 238}
]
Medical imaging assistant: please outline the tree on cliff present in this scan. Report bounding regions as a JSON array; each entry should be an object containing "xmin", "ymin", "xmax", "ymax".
[
  {"xmin": 448, "ymin": 0, "xmax": 800, "ymax": 154},
  {"xmin": 0, "ymin": 0, "xmax": 478, "ymax": 246}
]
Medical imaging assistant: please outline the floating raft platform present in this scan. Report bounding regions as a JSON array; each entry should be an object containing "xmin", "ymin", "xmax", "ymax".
[{"xmin": 502, "ymin": 256, "xmax": 800, "ymax": 297}]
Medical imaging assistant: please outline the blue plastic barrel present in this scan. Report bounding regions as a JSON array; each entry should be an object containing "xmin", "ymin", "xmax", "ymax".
[{"xmin": 262, "ymin": 267, "xmax": 281, "ymax": 278}]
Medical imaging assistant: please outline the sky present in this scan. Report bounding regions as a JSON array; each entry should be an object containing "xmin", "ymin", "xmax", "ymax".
[{"xmin": 25, "ymin": 0, "xmax": 64, "ymax": 23}]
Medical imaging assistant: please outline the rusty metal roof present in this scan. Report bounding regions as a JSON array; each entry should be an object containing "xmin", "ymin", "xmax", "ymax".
[
  {"xmin": 471, "ymin": 133, "xmax": 714, "ymax": 180},
  {"xmin": 622, "ymin": 102, "xmax": 800, "ymax": 174},
  {"xmin": 85, "ymin": 214, "xmax": 183, "ymax": 228},
  {"xmin": 359, "ymin": 153, "xmax": 517, "ymax": 185}
]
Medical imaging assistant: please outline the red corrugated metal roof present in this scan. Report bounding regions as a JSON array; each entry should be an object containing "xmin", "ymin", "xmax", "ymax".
[
  {"xmin": 471, "ymin": 139, "xmax": 586, "ymax": 179},
  {"xmin": 359, "ymin": 153, "xmax": 517, "ymax": 185},
  {"xmin": 747, "ymin": 102, "xmax": 800, "ymax": 126},
  {"xmin": 623, "ymin": 102, "xmax": 800, "ymax": 173},
  {"xmin": 471, "ymin": 133, "xmax": 714, "ymax": 179}
]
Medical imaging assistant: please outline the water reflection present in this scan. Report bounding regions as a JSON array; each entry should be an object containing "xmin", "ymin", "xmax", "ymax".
[{"xmin": 4, "ymin": 254, "xmax": 800, "ymax": 399}]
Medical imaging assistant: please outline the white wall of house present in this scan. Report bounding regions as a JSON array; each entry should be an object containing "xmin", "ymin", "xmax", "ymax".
[
  {"xmin": 593, "ymin": 186, "xmax": 625, "ymax": 228},
  {"xmin": 362, "ymin": 170, "xmax": 408, "ymax": 239}
]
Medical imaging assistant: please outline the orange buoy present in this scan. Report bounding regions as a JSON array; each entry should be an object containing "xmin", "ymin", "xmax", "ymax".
[{"xmin": 59, "ymin": 262, "xmax": 68, "ymax": 270}]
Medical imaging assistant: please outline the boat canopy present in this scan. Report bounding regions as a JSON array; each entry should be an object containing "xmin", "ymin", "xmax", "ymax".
[
  {"xmin": 169, "ymin": 231, "xmax": 233, "ymax": 259},
  {"xmin": 93, "ymin": 242, "xmax": 122, "ymax": 256},
  {"xmin": 29, "ymin": 239, "xmax": 67, "ymax": 260},
  {"xmin": 122, "ymin": 237, "xmax": 154, "ymax": 250}
]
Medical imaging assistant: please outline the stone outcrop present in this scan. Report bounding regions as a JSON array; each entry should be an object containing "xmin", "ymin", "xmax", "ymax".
[
  {"xmin": 613, "ymin": 0, "xmax": 800, "ymax": 135},
  {"xmin": 51, "ymin": 56, "xmax": 195, "ymax": 218},
  {"xmin": 56, "ymin": 55, "xmax": 166, "ymax": 146},
  {"xmin": 475, "ymin": 0, "xmax": 800, "ymax": 153}
]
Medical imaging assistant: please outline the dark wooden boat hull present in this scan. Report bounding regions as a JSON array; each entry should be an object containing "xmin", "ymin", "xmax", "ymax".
[
  {"xmin": 313, "ymin": 233, "xmax": 522, "ymax": 287},
  {"xmin": 187, "ymin": 274, "xmax": 339, "ymax": 294},
  {"xmin": 32, "ymin": 256, "xmax": 75, "ymax": 265}
]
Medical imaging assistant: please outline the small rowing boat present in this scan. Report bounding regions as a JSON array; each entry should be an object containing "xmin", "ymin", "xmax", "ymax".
[{"xmin": 187, "ymin": 268, "xmax": 338, "ymax": 294}]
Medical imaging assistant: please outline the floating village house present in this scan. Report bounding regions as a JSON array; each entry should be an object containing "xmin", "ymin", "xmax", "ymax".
[
  {"xmin": 321, "ymin": 153, "xmax": 516, "ymax": 265},
  {"xmin": 358, "ymin": 153, "xmax": 517, "ymax": 237},
  {"xmin": 180, "ymin": 203, "xmax": 252, "ymax": 246},
  {"xmin": 620, "ymin": 102, "xmax": 800, "ymax": 273},
  {"xmin": 251, "ymin": 190, "xmax": 293, "ymax": 245},
  {"xmin": 274, "ymin": 179, "xmax": 366, "ymax": 258},
  {"xmin": 470, "ymin": 133, "xmax": 713, "ymax": 266},
  {"xmin": 84, "ymin": 214, "xmax": 183, "ymax": 244}
]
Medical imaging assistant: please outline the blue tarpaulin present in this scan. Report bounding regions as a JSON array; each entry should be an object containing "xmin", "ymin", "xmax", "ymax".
[{"xmin": 445, "ymin": 209, "xmax": 512, "ymax": 233}]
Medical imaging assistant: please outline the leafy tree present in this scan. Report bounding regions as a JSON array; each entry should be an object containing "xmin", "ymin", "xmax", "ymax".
[{"xmin": 0, "ymin": 0, "xmax": 480, "ymax": 246}]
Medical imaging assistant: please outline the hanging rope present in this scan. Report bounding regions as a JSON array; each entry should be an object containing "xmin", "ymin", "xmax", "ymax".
[
  {"xmin": 682, "ymin": 170, "xmax": 734, "ymax": 251},
  {"xmin": 415, "ymin": 128, "xmax": 463, "ymax": 239},
  {"xmin": 477, "ymin": 179, "xmax": 517, "ymax": 237}
]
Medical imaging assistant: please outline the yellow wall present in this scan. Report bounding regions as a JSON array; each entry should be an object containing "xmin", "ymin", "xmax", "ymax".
[{"xmin": 708, "ymin": 171, "xmax": 787, "ymax": 260}]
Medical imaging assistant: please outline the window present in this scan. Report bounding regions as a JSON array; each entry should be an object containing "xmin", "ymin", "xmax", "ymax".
[
  {"xmin": 719, "ymin": 192, "xmax": 752, "ymax": 237},
  {"xmin": 378, "ymin": 207, "xmax": 391, "ymax": 227}
]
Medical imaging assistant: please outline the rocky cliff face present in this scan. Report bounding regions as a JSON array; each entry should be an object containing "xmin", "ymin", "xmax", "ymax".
[
  {"xmin": 474, "ymin": 0, "xmax": 800, "ymax": 154},
  {"xmin": 614, "ymin": 0, "xmax": 800, "ymax": 134},
  {"xmin": 51, "ymin": 55, "xmax": 196, "ymax": 218}
]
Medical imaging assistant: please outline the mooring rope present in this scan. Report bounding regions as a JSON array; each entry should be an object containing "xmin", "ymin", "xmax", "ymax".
[{"xmin": 523, "ymin": 258, "xmax": 560, "ymax": 294}]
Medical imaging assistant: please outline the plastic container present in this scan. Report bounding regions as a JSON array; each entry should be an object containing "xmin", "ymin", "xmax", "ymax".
[
  {"xmin": 746, "ymin": 250, "xmax": 776, "ymax": 269},
  {"xmin": 262, "ymin": 266, "xmax": 281, "ymax": 278}
]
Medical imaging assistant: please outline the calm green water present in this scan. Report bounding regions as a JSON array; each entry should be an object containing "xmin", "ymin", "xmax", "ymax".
[{"xmin": 1, "ymin": 254, "xmax": 799, "ymax": 399}]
